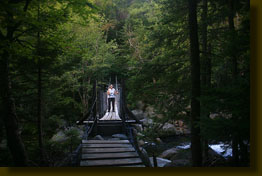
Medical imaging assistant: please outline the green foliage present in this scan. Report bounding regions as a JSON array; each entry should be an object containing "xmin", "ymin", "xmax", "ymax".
[{"xmin": 0, "ymin": 0, "xmax": 249, "ymax": 166}]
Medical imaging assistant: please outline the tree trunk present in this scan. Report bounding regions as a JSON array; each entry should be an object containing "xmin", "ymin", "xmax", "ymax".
[
  {"xmin": 201, "ymin": 0, "xmax": 209, "ymax": 162},
  {"xmin": 37, "ymin": 54, "xmax": 45, "ymax": 165},
  {"xmin": 228, "ymin": 0, "xmax": 239, "ymax": 166},
  {"xmin": 36, "ymin": 0, "xmax": 45, "ymax": 165},
  {"xmin": 201, "ymin": 0, "xmax": 208, "ymax": 87},
  {"xmin": 239, "ymin": 139, "xmax": 248, "ymax": 165},
  {"xmin": 0, "ymin": 0, "xmax": 31, "ymax": 166},
  {"xmin": 228, "ymin": 0, "xmax": 238, "ymax": 79},
  {"xmin": 0, "ymin": 50, "xmax": 28, "ymax": 166},
  {"xmin": 188, "ymin": 0, "xmax": 202, "ymax": 166}
]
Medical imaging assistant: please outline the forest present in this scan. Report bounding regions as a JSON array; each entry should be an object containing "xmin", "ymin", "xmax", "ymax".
[{"xmin": 0, "ymin": 0, "xmax": 250, "ymax": 167}]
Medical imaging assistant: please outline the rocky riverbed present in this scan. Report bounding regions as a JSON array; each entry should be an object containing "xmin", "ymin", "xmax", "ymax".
[{"xmin": 130, "ymin": 102, "xmax": 233, "ymax": 167}]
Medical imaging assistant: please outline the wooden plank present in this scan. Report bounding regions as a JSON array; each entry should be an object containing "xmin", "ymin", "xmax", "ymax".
[
  {"xmin": 82, "ymin": 140, "xmax": 130, "ymax": 144},
  {"xmin": 82, "ymin": 147, "xmax": 135, "ymax": 153},
  {"xmin": 82, "ymin": 152, "xmax": 139, "ymax": 160},
  {"xmin": 80, "ymin": 158, "xmax": 143, "ymax": 166},
  {"xmin": 100, "ymin": 109, "xmax": 121, "ymax": 121},
  {"xmin": 97, "ymin": 121, "xmax": 123, "ymax": 124},
  {"xmin": 82, "ymin": 143, "xmax": 133, "ymax": 148},
  {"xmin": 119, "ymin": 165, "xmax": 146, "ymax": 167}
]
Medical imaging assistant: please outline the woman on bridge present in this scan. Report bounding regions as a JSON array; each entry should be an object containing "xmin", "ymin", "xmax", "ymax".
[{"xmin": 107, "ymin": 84, "xmax": 118, "ymax": 112}]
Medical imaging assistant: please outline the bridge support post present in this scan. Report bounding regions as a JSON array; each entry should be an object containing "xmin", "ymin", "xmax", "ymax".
[{"xmin": 93, "ymin": 80, "xmax": 97, "ymax": 136}]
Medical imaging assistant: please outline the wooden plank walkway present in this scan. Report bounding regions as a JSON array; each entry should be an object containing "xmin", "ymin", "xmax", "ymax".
[
  {"xmin": 80, "ymin": 139, "xmax": 145, "ymax": 167},
  {"xmin": 82, "ymin": 140, "xmax": 130, "ymax": 144},
  {"xmin": 100, "ymin": 95, "xmax": 121, "ymax": 120}
]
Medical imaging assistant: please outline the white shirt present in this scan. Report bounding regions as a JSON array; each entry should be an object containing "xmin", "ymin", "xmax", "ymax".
[{"xmin": 108, "ymin": 88, "xmax": 116, "ymax": 98}]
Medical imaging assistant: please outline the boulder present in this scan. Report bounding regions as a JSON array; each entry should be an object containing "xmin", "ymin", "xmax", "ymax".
[
  {"xmin": 141, "ymin": 118, "xmax": 153, "ymax": 126},
  {"xmin": 132, "ymin": 124, "xmax": 143, "ymax": 132},
  {"xmin": 164, "ymin": 159, "xmax": 191, "ymax": 167},
  {"xmin": 136, "ymin": 101, "xmax": 145, "ymax": 110},
  {"xmin": 159, "ymin": 147, "xmax": 179, "ymax": 159},
  {"xmin": 176, "ymin": 143, "xmax": 191, "ymax": 149},
  {"xmin": 59, "ymin": 119, "xmax": 67, "ymax": 128},
  {"xmin": 210, "ymin": 112, "xmax": 232, "ymax": 119},
  {"xmin": 178, "ymin": 120, "xmax": 184, "ymax": 127},
  {"xmin": 203, "ymin": 147, "xmax": 227, "ymax": 166},
  {"xmin": 131, "ymin": 109, "xmax": 147, "ymax": 120},
  {"xmin": 207, "ymin": 147, "xmax": 226, "ymax": 160},
  {"xmin": 162, "ymin": 123, "xmax": 175, "ymax": 132},
  {"xmin": 77, "ymin": 125, "xmax": 85, "ymax": 131},
  {"xmin": 175, "ymin": 127, "xmax": 184, "ymax": 135},
  {"xmin": 50, "ymin": 130, "xmax": 67, "ymax": 143},
  {"xmin": 185, "ymin": 105, "xmax": 191, "ymax": 111},
  {"xmin": 138, "ymin": 139, "xmax": 145, "ymax": 146},
  {"xmin": 145, "ymin": 106, "xmax": 156, "ymax": 118},
  {"xmin": 67, "ymin": 126, "xmax": 83, "ymax": 137},
  {"xmin": 0, "ymin": 139, "xmax": 7, "ymax": 149},
  {"xmin": 94, "ymin": 135, "xmax": 104, "ymax": 140},
  {"xmin": 140, "ymin": 118, "xmax": 153, "ymax": 126},
  {"xmin": 137, "ymin": 132, "xmax": 145, "ymax": 138},
  {"xmin": 149, "ymin": 157, "xmax": 171, "ymax": 167},
  {"xmin": 156, "ymin": 114, "xmax": 164, "ymax": 119},
  {"xmin": 155, "ymin": 137, "xmax": 163, "ymax": 144},
  {"xmin": 210, "ymin": 113, "xmax": 219, "ymax": 119},
  {"xmin": 112, "ymin": 134, "xmax": 128, "ymax": 140},
  {"xmin": 51, "ymin": 126, "xmax": 83, "ymax": 143},
  {"xmin": 183, "ymin": 128, "xmax": 191, "ymax": 135}
]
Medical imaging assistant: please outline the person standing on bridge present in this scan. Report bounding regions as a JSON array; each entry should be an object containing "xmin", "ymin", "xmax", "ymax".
[{"xmin": 107, "ymin": 84, "xmax": 118, "ymax": 112}]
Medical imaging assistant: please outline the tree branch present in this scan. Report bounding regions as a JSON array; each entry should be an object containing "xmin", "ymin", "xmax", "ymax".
[
  {"xmin": 15, "ymin": 39, "xmax": 34, "ymax": 49},
  {"xmin": 23, "ymin": 0, "xmax": 32, "ymax": 12}
]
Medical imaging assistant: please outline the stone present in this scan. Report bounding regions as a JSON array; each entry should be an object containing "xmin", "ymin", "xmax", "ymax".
[
  {"xmin": 145, "ymin": 106, "xmax": 156, "ymax": 118},
  {"xmin": 178, "ymin": 120, "xmax": 184, "ymax": 127},
  {"xmin": 50, "ymin": 130, "xmax": 67, "ymax": 143},
  {"xmin": 112, "ymin": 134, "xmax": 128, "ymax": 140},
  {"xmin": 203, "ymin": 147, "xmax": 226, "ymax": 166},
  {"xmin": 132, "ymin": 124, "xmax": 143, "ymax": 132},
  {"xmin": 0, "ymin": 139, "xmax": 7, "ymax": 149},
  {"xmin": 162, "ymin": 123, "xmax": 175, "ymax": 132},
  {"xmin": 94, "ymin": 135, "xmax": 104, "ymax": 140},
  {"xmin": 138, "ymin": 139, "xmax": 145, "ymax": 146},
  {"xmin": 210, "ymin": 112, "xmax": 232, "ymax": 120},
  {"xmin": 149, "ymin": 157, "xmax": 171, "ymax": 167},
  {"xmin": 156, "ymin": 114, "xmax": 164, "ymax": 119},
  {"xmin": 59, "ymin": 119, "xmax": 67, "ymax": 128},
  {"xmin": 141, "ymin": 118, "xmax": 153, "ymax": 126},
  {"xmin": 50, "ymin": 126, "xmax": 83, "ymax": 143},
  {"xmin": 178, "ymin": 111, "xmax": 187, "ymax": 116},
  {"xmin": 183, "ymin": 128, "xmax": 191, "ymax": 135},
  {"xmin": 185, "ymin": 105, "xmax": 191, "ymax": 110},
  {"xmin": 159, "ymin": 148, "xmax": 179, "ymax": 159},
  {"xmin": 155, "ymin": 138, "xmax": 163, "ymax": 144},
  {"xmin": 164, "ymin": 159, "xmax": 191, "ymax": 167},
  {"xmin": 175, "ymin": 127, "xmax": 184, "ymax": 135},
  {"xmin": 137, "ymin": 132, "xmax": 145, "ymax": 138},
  {"xmin": 136, "ymin": 101, "xmax": 145, "ymax": 110},
  {"xmin": 207, "ymin": 147, "xmax": 226, "ymax": 159},
  {"xmin": 78, "ymin": 125, "xmax": 85, "ymax": 131},
  {"xmin": 210, "ymin": 113, "xmax": 219, "ymax": 119},
  {"xmin": 131, "ymin": 109, "xmax": 147, "ymax": 120},
  {"xmin": 65, "ymin": 126, "xmax": 83, "ymax": 139},
  {"xmin": 174, "ymin": 120, "xmax": 184, "ymax": 127}
]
